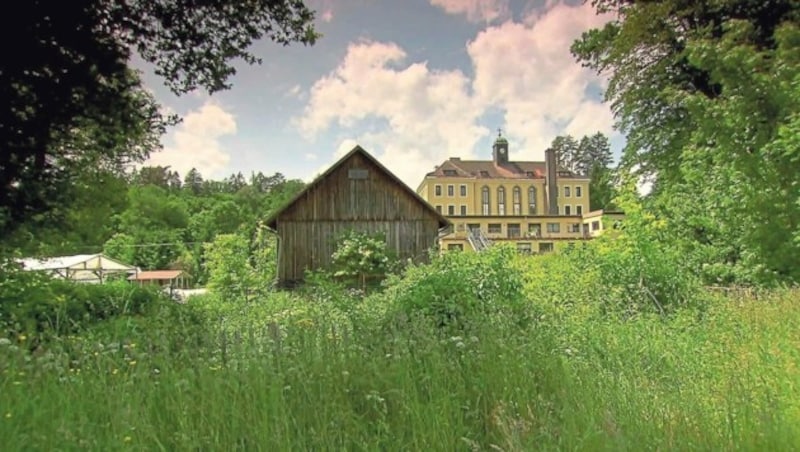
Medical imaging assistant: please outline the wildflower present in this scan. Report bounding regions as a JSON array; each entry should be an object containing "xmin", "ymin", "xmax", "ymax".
[
  {"xmin": 0, "ymin": 338, "xmax": 11, "ymax": 346},
  {"xmin": 17, "ymin": 334, "xmax": 26, "ymax": 342},
  {"xmin": 4, "ymin": 412, "xmax": 11, "ymax": 419},
  {"xmin": 112, "ymin": 368, "xmax": 119, "ymax": 375},
  {"xmin": 124, "ymin": 436, "xmax": 132, "ymax": 443},
  {"xmin": 129, "ymin": 360, "xmax": 137, "ymax": 366}
]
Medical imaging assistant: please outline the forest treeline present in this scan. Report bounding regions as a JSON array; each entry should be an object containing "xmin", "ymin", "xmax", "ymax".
[{"xmin": 1, "ymin": 167, "xmax": 304, "ymax": 286}]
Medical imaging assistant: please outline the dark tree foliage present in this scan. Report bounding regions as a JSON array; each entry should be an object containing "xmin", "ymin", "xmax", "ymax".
[{"xmin": 0, "ymin": 0, "xmax": 318, "ymax": 235}]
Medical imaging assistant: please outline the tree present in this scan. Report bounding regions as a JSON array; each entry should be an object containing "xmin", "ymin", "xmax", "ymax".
[
  {"xmin": 184, "ymin": 169, "xmax": 205, "ymax": 196},
  {"xmin": 573, "ymin": 0, "xmax": 800, "ymax": 283},
  {"xmin": 551, "ymin": 132, "xmax": 616, "ymax": 210},
  {"xmin": 1, "ymin": 0, "xmax": 319, "ymax": 235},
  {"xmin": 551, "ymin": 135, "xmax": 581, "ymax": 174}
]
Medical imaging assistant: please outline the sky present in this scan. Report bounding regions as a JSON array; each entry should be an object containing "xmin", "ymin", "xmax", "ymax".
[{"xmin": 140, "ymin": 0, "xmax": 623, "ymax": 188}]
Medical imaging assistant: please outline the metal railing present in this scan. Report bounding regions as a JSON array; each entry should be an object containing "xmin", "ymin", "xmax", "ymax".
[{"xmin": 467, "ymin": 228, "xmax": 492, "ymax": 252}]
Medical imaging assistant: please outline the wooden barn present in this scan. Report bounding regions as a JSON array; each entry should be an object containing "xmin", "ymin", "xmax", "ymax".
[{"xmin": 265, "ymin": 145, "xmax": 450, "ymax": 286}]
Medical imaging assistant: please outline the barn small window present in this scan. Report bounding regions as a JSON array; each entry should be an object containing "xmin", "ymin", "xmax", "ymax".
[
  {"xmin": 348, "ymin": 169, "xmax": 369, "ymax": 179},
  {"xmin": 443, "ymin": 169, "xmax": 457, "ymax": 176}
]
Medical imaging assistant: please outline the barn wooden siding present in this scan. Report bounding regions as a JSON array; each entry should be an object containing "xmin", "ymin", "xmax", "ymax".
[{"xmin": 272, "ymin": 150, "xmax": 446, "ymax": 285}]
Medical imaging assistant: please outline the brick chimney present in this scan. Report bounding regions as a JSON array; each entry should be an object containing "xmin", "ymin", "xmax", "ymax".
[{"xmin": 545, "ymin": 147, "xmax": 558, "ymax": 215}]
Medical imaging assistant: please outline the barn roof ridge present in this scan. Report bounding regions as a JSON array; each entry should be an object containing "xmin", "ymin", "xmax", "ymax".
[{"xmin": 265, "ymin": 145, "xmax": 450, "ymax": 229}]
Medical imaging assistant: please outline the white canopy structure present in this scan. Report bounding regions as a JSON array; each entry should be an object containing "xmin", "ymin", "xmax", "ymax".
[{"xmin": 18, "ymin": 254, "xmax": 137, "ymax": 284}]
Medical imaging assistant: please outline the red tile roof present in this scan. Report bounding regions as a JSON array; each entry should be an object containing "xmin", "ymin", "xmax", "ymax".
[{"xmin": 129, "ymin": 270, "xmax": 185, "ymax": 281}]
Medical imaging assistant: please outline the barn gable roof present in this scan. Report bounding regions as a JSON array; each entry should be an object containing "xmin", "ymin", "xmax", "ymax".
[{"xmin": 265, "ymin": 145, "xmax": 450, "ymax": 229}]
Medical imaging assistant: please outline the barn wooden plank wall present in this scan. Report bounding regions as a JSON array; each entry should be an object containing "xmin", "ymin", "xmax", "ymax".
[{"xmin": 273, "ymin": 151, "xmax": 445, "ymax": 284}]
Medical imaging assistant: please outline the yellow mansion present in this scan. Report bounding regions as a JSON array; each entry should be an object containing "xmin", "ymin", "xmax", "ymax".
[{"xmin": 417, "ymin": 133, "xmax": 622, "ymax": 253}]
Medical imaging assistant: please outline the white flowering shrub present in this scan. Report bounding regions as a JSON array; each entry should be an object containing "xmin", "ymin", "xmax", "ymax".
[{"xmin": 330, "ymin": 230, "xmax": 397, "ymax": 291}]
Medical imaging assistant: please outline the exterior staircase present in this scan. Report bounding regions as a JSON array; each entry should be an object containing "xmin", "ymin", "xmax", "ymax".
[{"xmin": 468, "ymin": 228, "xmax": 492, "ymax": 252}]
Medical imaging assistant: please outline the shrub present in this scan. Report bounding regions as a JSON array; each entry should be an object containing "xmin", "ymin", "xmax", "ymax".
[
  {"xmin": 330, "ymin": 230, "xmax": 399, "ymax": 292},
  {"xmin": 380, "ymin": 245, "xmax": 525, "ymax": 330},
  {"xmin": 0, "ymin": 261, "xmax": 164, "ymax": 342}
]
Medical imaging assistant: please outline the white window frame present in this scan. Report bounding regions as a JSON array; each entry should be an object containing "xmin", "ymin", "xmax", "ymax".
[
  {"xmin": 460, "ymin": 184, "xmax": 467, "ymax": 197},
  {"xmin": 435, "ymin": 184, "xmax": 442, "ymax": 197},
  {"xmin": 448, "ymin": 204, "xmax": 456, "ymax": 216},
  {"xmin": 447, "ymin": 185, "xmax": 455, "ymax": 197}
]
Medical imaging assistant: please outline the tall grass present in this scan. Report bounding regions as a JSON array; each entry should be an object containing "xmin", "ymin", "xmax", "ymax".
[{"xmin": 2, "ymin": 284, "xmax": 800, "ymax": 451}]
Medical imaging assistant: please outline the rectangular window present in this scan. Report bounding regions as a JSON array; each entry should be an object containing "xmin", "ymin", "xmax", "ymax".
[
  {"xmin": 525, "ymin": 171, "xmax": 534, "ymax": 178},
  {"xmin": 435, "ymin": 205, "xmax": 442, "ymax": 214},
  {"xmin": 460, "ymin": 205, "xmax": 467, "ymax": 216},
  {"xmin": 460, "ymin": 184, "xmax": 467, "ymax": 196},
  {"xmin": 546, "ymin": 223, "xmax": 560, "ymax": 233},
  {"xmin": 570, "ymin": 223, "xmax": 581, "ymax": 233},
  {"xmin": 443, "ymin": 169, "xmax": 457, "ymax": 176},
  {"xmin": 528, "ymin": 223, "xmax": 541, "ymax": 237},
  {"xmin": 448, "ymin": 205, "xmax": 455, "ymax": 216},
  {"xmin": 564, "ymin": 186, "xmax": 571, "ymax": 197},
  {"xmin": 576, "ymin": 205, "xmax": 583, "ymax": 215},
  {"xmin": 480, "ymin": 170, "xmax": 490, "ymax": 177},
  {"xmin": 591, "ymin": 221, "xmax": 600, "ymax": 231},
  {"xmin": 516, "ymin": 243, "xmax": 532, "ymax": 254},
  {"xmin": 348, "ymin": 169, "xmax": 368, "ymax": 179},
  {"xmin": 488, "ymin": 223, "xmax": 502, "ymax": 234},
  {"xmin": 575, "ymin": 186, "xmax": 582, "ymax": 198},
  {"xmin": 447, "ymin": 243, "xmax": 464, "ymax": 251},
  {"xmin": 539, "ymin": 242, "xmax": 554, "ymax": 253},
  {"xmin": 507, "ymin": 223, "xmax": 521, "ymax": 238},
  {"xmin": 447, "ymin": 185, "xmax": 454, "ymax": 196},
  {"xmin": 435, "ymin": 185, "xmax": 442, "ymax": 196},
  {"xmin": 467, "ymin": 223, "xmax": 481, "ymax": 232},
  {"xmin": 564, "ymin": 205, "xmax": 571, "ymax": 216}
]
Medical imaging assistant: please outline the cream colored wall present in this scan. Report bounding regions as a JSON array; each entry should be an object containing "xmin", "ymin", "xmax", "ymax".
[{"xmin": 419, "ymin": 176, "xmax": 589, "ymax": 217}]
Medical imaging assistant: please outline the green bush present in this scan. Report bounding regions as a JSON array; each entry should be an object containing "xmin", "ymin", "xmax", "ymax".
[
  {"xmin": 380, "ymin": 245, "xmax": 525, "ymax": 330},
  {"xmin": 0, "ymin": 261, "xmax": 164, "ymax": 342}
]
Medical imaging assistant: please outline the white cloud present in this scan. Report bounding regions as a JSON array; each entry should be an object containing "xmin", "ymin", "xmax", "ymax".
[
  {"xmin": 468, "ymin": 2, "xmax": 616, "ymax": 158},
  {"xmin": 295, "ymin": 2, "xmax": 618, "ymax": 186},
  {"xmin": 308, "ymin": 0, "xmax": 334, "ymax": 23},
  {"xmin": 296, "ymin": 41, "xmax": 488, "ymax": 186},
  {"xmin": 145, "ymin": 101, "xmax": 236, "ymax": 179},
  {"xmin": 287, "ymin": 84, "xmax": 303, "ymax": 98},
  {"xmin": 430, "ymin": 0, "xmax": 511, "ymax": 23},
  {"xmin": 304, "ymin": 152, "xmax": 318, "ymax": 161}
]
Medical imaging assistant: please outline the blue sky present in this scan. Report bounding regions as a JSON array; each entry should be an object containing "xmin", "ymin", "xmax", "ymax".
[{"xmin": 140, "ymin": 0, "xmax": 622, "ymax": 187}]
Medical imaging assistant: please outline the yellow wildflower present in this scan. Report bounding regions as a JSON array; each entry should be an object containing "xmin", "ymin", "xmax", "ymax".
[
  {"xmin": 129, "ymin": 360, "xmax": 137, "ymax": 366},
  {"xmin": 17, "ymin": 334, "xmax": 26, "ymax": 342},
  {"xmin": 112, "ymin": 368, "xmax": 119, "ymax": 375},
  {"xmin": 4, "ymin": 412, "xmax": 11, "ymax": 419},
  {"xmin": 124, "ymin": 436, "xmax": 132, "ymax": 443}
]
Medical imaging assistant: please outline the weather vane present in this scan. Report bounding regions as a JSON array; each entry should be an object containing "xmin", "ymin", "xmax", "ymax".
[{"xmin": 497, "ymin": 127, "xmax": 503, "ymax": 137}]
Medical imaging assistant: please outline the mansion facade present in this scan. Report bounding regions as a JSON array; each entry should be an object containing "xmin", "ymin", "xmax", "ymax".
[{"xmin": 416, "ymin": 133, "xmax": 623, "ymax": 253}]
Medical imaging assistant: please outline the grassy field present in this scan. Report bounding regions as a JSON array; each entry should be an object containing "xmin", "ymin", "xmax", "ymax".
[{"xmin": 2, "ymin": 247, "xmax": 800, "ymax": 450}]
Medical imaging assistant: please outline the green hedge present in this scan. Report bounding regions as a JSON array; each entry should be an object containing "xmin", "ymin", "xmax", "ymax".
[{"xmin": 0, "ymin": 264, "xmax": 164, "ymax": 341}]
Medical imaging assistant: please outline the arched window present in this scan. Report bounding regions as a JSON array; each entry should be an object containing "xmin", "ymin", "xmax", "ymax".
[
  {"xmin": 528, "ymin": 186, "xmax": 537, "ymax": 215},
  {"xmin": 497, "ymin": 186, "xmax": 506, "ymax": 215},
  {"xmin": 481, "ymin": 186, "xmax": 491, "ymax": 215},
  {"xmin": 512, "ymin": 186, "xmax": 521, "ymax": 215}
]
